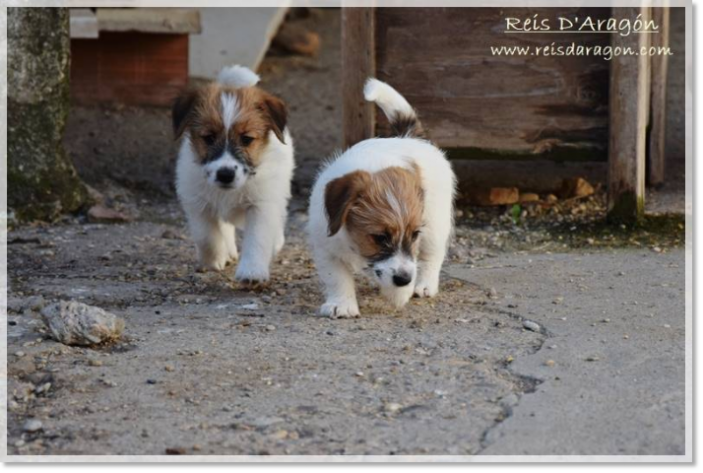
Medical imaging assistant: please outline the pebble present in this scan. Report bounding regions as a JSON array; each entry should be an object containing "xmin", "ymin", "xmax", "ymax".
[
  {"xmin": 164, "ymin": 365, "xmax": 175, "ymax": 372},
  {"xmin": 269, "ymin": 429, "xmax": 288, "ymax": 440},
  {"xmin": 522, "ymin": 320, "xmax": 541, "ymax": 332},
  {"xmin": 585, "ymin": 355, "xmax": 600, "ymax": 362},
  {"xmin": 384, "ymin": 402, "xmax": 403, "ymax": 414},
  {"xmin": 602, "ymin": 318, "xmax": 611, "ymax": 323},
  {"xmin": 22, "ymin": 419, "xmax": 43, "ymax": 433},
  {"xmin": 88, "ymin": 359, "xmax": 103, "ymax": 367},
  {"xmin": 265, "ymin": 325, "xmax": 276, "ymax": 332},
  {"xmin": 488, "ymin": 287, "xmax": 498, "ymax": 299},
  {"xmin": 543, "ymin": 359, "xmax": 556, "ymax": 367},
  {"xmin": 15, "ymin": 351, "xmax": 26, "ymax": 358}
]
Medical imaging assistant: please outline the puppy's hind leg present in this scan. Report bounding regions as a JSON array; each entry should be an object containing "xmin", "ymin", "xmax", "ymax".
[
  {"xmin": 186, "ymin": 209, "xmax": 229, "ymax": 271},
  {"xmin": 414, "ymin": 222, "xmax": 451, "ymax": 298}
]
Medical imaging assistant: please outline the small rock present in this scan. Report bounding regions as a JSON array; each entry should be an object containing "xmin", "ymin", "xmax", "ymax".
[
  {"xmin": 14, "ymin": 351, "xmax": 26, "ymax": 358},
  {"xmin": 87, "ymin": 205, "xmax": 130, "ymax": 223},
  {"xmin": 165, "ymin": 447, "xmax": 186, "ymax": 455},
  {"xmin": 24, "ymin": 295, "xmax": 46, "ymax": 313},
  {"xmin": 468, "ymin": 187, "xmax": 519, "ymax": 206},
  {"xmin": 585, "ymin": 355, "xmax": 600, "ymax": 362},
  {"xmin": 265, "ymin": 325, "xmax": 276, "ymax": 332},
  {"xmin": 522, "ymin": 320, "xmax": 541, "ymax": 332},
  {"xmin": 545, "ymin": 194, "xmax": 558, "ymax": 204},
  {"xmin": 560, "ymin": 177, "xmax": 594, "ymax": 199},
  {"xmin": 519, "ymin": 192, "xmax": 540, "ymax": 204},
  {"xmin": 269, "ymin": 429, "xmax": 288, "ymax": 440},
  {"xmin": 35, "ymin": 382, "xmax": 51, "ymax": 394},
  {"xmin": 165, "ymin": 365, "xmax": 175, "ymax": 372},
  {"xmin": 487, "ymin": 287, "xmax": 498, "ymax": 299},
  {"xmin": 41, "ymin": 301, "xmax": 124, "ymax": 346},
  {"xmin": 22, "ymin": 419, "xmax": 43, "ymax": 433},
  {"xmin": 161, "ymin": 229, "xmax": 183, "ymax": 240},
  {"xmin": 384, "ymin": 402, "xmax": 402, "ymax": 414},
  {"xmin": 543, "ymin": 359, "xmax": 556, "ymax": 367},
  {"xmin": 88, "ymin": 359, "xmax": 103, "ymax": 367}
]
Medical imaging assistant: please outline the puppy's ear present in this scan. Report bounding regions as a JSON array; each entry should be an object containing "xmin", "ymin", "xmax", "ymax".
[
  {"xmin": 172, "ymin": 89, "xmax": 199, "ymax": 139},
  {"xmin": 261, "ymin": 93, "xmax": 288, "ymax": 144},
  {"xmin": 324, "ymin": 171, "xmax": 369, "ymax": 237}
]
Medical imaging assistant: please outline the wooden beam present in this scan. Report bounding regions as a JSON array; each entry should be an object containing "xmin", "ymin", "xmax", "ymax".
[
  {"xmin": 648, "ymin": 6, "xmax": 671, "ymax": 187},
  {"xmin": 342, "ymin": 7, "xmax": 375, "ymax": 149},
  {"xmin": 607, "ymin": 7, "xmax": 652, "ymax": 224}
]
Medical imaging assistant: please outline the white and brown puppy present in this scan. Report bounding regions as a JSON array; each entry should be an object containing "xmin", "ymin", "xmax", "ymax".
[
  {"xmin": 307, "ymin": 79, "xmax": 456, "ymax": 317},
  {"xmin": 174, "ymin": 65, "xmax": 294, "ymax": 282}
]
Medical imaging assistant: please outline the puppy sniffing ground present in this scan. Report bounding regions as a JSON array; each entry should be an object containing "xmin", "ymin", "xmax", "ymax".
[{"xmin": 307, "ymin": 79, "xmax": 457, "ymax": 317}]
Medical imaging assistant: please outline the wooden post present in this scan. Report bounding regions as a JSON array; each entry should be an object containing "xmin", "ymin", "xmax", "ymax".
[
  {"xmin": 607, "ymin": 7, "xmax": 652, "ymax": 224},
  {"xmin": 647, "ymin": 6, "xmax": 670, "ymax": 187},
  {"xmin": 342, "ymin": 7, "xmax": 375, "ymax": 149}
]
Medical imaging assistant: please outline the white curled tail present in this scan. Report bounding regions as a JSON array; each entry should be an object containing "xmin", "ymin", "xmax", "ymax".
[
  {"xmin": 217, "ymin": 65, "xmax": 260, "ymax": 88},
  {"xmin": 363, "ymin": 78, "xmax": 424, "ymax": 138}
]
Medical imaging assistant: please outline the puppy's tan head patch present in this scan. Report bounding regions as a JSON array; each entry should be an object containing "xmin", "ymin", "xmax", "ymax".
[
  {"xmin": 172, "ymin": 83, "xmax": 288, "ymax": 168},
  {"xmin": 325, "ymin": 165, "xmax": 424, "ymax": 261}
]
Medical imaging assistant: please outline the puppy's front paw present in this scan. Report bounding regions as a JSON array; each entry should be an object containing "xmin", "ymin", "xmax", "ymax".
[
  {"xmin": 198, "ymin": 256, "xmax": 229, "ymax": 272},
  {"xmin": 320, "ymin": 300, "xmax": 360, "ymax": 319},
  {"xmin": 413, "ymin": 278, "xmax": 439, "ymax": 298},
  {"xmin": 235, "ymin": 260, "xmax": 270, "ymax": 283}
]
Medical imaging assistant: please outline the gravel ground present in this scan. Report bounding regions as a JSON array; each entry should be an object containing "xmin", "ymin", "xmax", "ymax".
[{"xmin": 6, "ymin": 195, "xmax": 686, "ymax": 456}]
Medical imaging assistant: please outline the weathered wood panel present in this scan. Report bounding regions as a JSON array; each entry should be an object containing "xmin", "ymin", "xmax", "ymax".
[
  {"xmin": 374, "ymin": 7, "xmax": 611, "ymax": 159},
  {"xmin": 342, "ymin": 8, "xmax": 376, "ymax": 149},
  {"xmin": 607, "ymin": 7, "xmax": 651, "ymax": 223},
  {"xmin": 71, "ymin": 32, "xmax": 189, "ymax": 106},
  {"xmin": 648, "ymin": 6, "xmax": 670, "ymax": 186}
]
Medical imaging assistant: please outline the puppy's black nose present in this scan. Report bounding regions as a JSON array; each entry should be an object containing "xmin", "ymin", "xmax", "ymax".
[
  {"xmin": 393, "ymin": 273, "xmax": 412, "ymax": 287},
  {"xmin": 216, "ymin": 167, "xmax": 236, "ymax": 184}
]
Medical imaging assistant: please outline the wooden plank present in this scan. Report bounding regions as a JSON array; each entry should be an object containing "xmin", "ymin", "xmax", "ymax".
[
  {"xmin": 70, "ymin": 9, "xmax": 98, "ymax": 39},
  {"xmin": 96, "ymin": 8, "xmax": 201, "ymax": 34},
  {"xmin": 342, "ymin": 7, "xmax": 375, "ymax": 149},
  {"xmin": 607, "ymin": 7, "xmax": 652, "ymax": 224},
  {"xmin": 70, "ymin": 32, "xmax": 189, "ymax": 106},
  {"xmin": 374, "ymin": 7, "xmax": 610, "ymax": 158},
  {"xmin": 648, "ymin": 6, "xmax": 670, "ymax": 186}
]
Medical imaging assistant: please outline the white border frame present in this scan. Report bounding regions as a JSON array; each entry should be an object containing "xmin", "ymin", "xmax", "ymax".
[{"xmin": 0, "ymin": 0, "xmax": 694, "ymax": 464}]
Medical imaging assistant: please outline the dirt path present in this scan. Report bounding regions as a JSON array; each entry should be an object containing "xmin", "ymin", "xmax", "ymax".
[
  {"xmin": 8, "ymin": 202, "xmax": 548, "ymax": 456},
  {"xmin": 7, "ymin": 196, "xmax": 685, "ymax": 456}
]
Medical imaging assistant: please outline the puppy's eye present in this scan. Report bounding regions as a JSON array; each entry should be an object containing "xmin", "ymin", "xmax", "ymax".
[
  {"xmin": 372, "ymin": 233, "xmax": 391, "ymax": 247},
  {"xmin": 411, "ymin": 230, "xmax": 421, "ymax": 241},
  {"xmin": 240, "ymin": 135, "xmax": 254, "ymax": 146},
  {"xmin": 201, "ymin": 133, "xmax": 216, "ymax": 145}
]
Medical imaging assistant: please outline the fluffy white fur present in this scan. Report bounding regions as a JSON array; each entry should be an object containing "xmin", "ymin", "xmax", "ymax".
[
  {"xmin": 176, "ymin": 67, "xmax": 294, "ymax": 282},
  {"xmin": 307, "ymin": 80, "xmax": 456, "ymax": 318}
]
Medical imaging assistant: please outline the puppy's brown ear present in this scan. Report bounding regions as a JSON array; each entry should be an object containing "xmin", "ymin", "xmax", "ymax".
[
  {"xmin": 172, "ymin": 89, "xmax": 199, "ymax": 139},
  {"xmin": 324, "ymin": 171, "xmax": 369, "ymax": 236},
  {"xmin": 261, "ymin": 93, "xmax": 288, "ymax": 144}
]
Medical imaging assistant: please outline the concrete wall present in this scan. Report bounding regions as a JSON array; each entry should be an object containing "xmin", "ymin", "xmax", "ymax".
[{"xmin": 189, "ymin": 7, "xmax": 288, "ymax": 79}]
